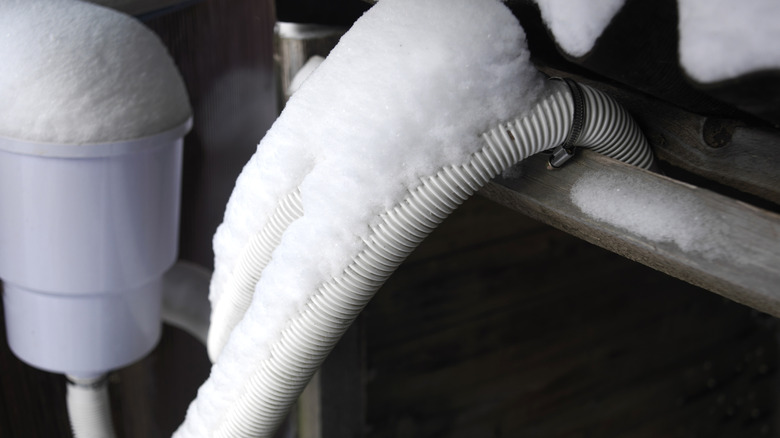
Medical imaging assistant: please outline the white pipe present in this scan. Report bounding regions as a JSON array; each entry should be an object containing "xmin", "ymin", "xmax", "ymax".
[
  {"xmin": 0, "ymin": 123, "xmax": 188, "ymax": 377},
  {"xmin": 207, "ymin": 190, "xmax": 303, "ymax": 360},
  {"xmin": 62, "ymin": 261, "xmax": 211, "ymax": 438},
  {"xmin": 66, "ymin": 375, "xmax": 117, "ymax": 438},
  {"xmin": 162, "ymin": 261, "xmax": 213, "ymax": 346},
  {"xmin": 184, "ymin": 79, "xmax": 655, "ymax": 437}
]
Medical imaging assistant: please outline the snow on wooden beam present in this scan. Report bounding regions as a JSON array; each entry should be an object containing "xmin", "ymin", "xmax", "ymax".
[{"xmin": 481, "ymin": 151, "xmax": 780, "ymax": 317}]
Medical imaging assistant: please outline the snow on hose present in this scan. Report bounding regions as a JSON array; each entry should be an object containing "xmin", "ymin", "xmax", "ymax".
[{"xmin": 176, "ymin": 0, "xmax": 655, "ymax": 437}]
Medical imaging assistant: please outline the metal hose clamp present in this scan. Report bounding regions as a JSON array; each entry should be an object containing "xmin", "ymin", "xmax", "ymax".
[{"xmin": 548, "ymin": 77, "xmax": 586, "ymax": 169}]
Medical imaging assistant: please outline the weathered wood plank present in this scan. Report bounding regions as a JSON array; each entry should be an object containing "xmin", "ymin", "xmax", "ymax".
[
  {"xmin": 480, "ymin": 151, "xmax": 780, "ymax": 317},
  {"xmin": 538, "ymin": 66, "xmax": 780, "ymax": 207}
]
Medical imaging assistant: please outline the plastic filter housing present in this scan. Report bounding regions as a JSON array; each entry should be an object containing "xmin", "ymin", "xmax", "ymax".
[
  {"xmin": 0, "ymin": 0, "xmax": 192, "ymax": 378},
  {"xmin": 0, "ymin": 120, "xmax": 189, "ymax": 376}
]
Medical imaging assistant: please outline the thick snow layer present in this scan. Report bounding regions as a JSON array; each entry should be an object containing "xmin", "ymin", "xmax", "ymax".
[
  {"xmin": 534, "ymin": 0, "xmax": 625, "ymax": 57},
  {"xmin": 0, "ymin": 0, "xmax": 190, "ymax": 144},
  {"xmin": 679, "ymin": 0, "xmax": 780, "ymax": 83},
  {"xmin": 179, "ymin": 0, "xmax": 545, "ymax": 435},
  {"xmin": 571, "ymin": 172, "xmax": 732, "ymax": 260}
]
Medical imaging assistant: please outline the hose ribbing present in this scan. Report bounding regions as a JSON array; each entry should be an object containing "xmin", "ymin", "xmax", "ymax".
[
  {"xmin": 207, "ymin": 189, "xmax": 304, "ymax": 361},
  {"xmin": 576, "ymin": 83, "xmax": 655, "ymax": 169},
  {"xmin": 189, "ymin": 80, "xmax": 655, "ymax": 438},
  {"xmin": 66, "ymin": 375, "xmax": 116, "ymax": 438}
]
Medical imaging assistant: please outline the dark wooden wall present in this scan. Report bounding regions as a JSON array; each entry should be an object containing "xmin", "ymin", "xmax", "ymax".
[
  {"xmin": 146, "ymin": 0, "xmax": 277, "ymax": 268},
  {"xmin": 363, "ymin": 195, "xmax": 778, "ymax": 437}
]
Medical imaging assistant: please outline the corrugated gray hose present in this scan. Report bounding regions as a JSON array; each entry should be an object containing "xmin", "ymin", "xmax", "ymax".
[
  {"xmin": 197, "ymin": 78, "xmax": 655, "ymax": 437},
  {"xmin": 66, "ymin": 375, "xmax": 116, "ymax": 438}
]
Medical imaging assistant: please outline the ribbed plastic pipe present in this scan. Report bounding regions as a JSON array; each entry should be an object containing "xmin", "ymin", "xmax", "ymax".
[
  {"xmin": 66, "ymin": 375, "xmax": 116, "ymax": 438},
  {"xmin": 207, "ymin": 189, "xmax": 304, "ymax": 361},
  {"xmin": 197, "ymin": 80, "xmax": 654, "ymax": 437},
  {"xmin": 576, "ymin": 83, "xmax": 655, "ymax": 168}
]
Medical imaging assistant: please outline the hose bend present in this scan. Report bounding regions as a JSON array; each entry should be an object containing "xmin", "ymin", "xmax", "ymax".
[
  {"xmin": 192, "ymin": 80, "xmax": 655, "ymax": 438},
  {"xmin": 575, "ymin": 81, "xmax": 655, "ymax": 169},
  {"xmin": 66, "ymin": 375, "xmax": 116, "ymax": 438}
]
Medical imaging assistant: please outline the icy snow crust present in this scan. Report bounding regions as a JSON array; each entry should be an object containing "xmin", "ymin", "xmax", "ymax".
[
  {"xmin": 534, "ymin": 0, "xmax": 625, "ymax": 57},
  {"xmin": 571, "ymin": 173, "xmax": 732, "ymax": 260},
  {"xmin": 0, "ymin": 0, "xmax": 191, "ymax": 144},
  {"xmin": 184, "ymin": 0, "xmax": 545, "ymax": 434},
  {"xmin": 678, "ymin": 0, "xmax": 780, "ymax": 83}
]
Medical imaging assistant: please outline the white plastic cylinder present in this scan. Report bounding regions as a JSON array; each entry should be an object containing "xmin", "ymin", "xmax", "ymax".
[{"xmin": 0, "ymin": 120, "xmax": 189, "ymax": 376}]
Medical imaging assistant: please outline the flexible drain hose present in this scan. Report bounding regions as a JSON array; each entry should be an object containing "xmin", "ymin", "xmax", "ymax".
[
  {"xmin": 66, "ymin": 375, "xmax": 116, "ymax": 438},
  {"xmin": 206, "ymin": 79, "xmax": 654, "ymax": 363},
  {"xmin": 190, "ymin": 79, "xmax": 655, "ymax": 437},
  {"xmin": 207, "ymin": 190, "xmax": 303, "ymax": 360}
]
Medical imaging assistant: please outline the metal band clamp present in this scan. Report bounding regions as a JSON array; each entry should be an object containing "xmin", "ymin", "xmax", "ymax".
[{"xmin": 548, "ymin": 77, "xmax": 586, "ymax": 169}]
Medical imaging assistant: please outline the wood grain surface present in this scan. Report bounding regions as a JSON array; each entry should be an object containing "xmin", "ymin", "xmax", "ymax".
[
  {"xmin": 482, "ymin": 152, "xmax": 780, "ymax": 318},
  {"xmin": 364, "ymin": 195, "xmax": 778, "ymax": 438}
]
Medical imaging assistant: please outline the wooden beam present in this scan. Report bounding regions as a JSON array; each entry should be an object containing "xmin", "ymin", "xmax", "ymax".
[
  {"xmin": 480, "ymin": 151, "xmax": 780, "ymax": 317},
  {"xmin": 274, "ymin": 23, "xmax": 347, "ymax": 109},
  {"xmin": 538, "ymin": 66, "xmax": 780, "ymax": 207}
]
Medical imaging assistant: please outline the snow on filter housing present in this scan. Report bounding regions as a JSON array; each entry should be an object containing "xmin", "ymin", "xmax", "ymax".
[
  {"xmin": 678, "ymin": 0, "xmax": 780, "ymax": 83},
  {"xmin": 0, "ymin": 0, "xmax": 191, "ymax": 144}
]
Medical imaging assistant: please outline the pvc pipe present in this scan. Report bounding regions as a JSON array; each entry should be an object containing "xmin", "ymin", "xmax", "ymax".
[
  {"xmin": 183, "ymin": 79, "xmax": 655, "ymax": 438},
  {"xmin": 162, "ymin": 261, "xmax": 213, "ymax": 346},
  {"xmin": 66, "ymin": 375, "xmax": 117, "ymax": 438}
]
